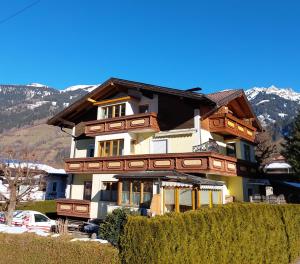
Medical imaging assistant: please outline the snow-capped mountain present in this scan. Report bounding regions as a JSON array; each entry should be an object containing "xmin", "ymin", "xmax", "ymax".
[
  {"xmin": 62, "ymin": 84, "xmax": 98, "ymax": 93},
  {"xmin": 0, "ymin": 82, "xmax": 299, "ymax": 140},
  {"xmin": 0, "ymin": 83, "xmax": 97, "ymax": 133},
  {"xmin": 245, "ymin": 85, "xmax": 300, "ymax": 139}
]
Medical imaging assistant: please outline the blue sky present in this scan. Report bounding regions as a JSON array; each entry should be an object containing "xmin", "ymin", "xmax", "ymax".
[{"xmin": 0, "ymin": 0, "xmax": 299, "ymax": 92}]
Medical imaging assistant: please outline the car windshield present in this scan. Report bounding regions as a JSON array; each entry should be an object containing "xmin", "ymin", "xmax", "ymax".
[{"xmin": 13, "ymin": 211, "xmax": 24, "ymax": 218}]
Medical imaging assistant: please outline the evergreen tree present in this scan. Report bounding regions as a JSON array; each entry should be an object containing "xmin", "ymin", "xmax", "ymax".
[{"xmin": 281, "ymin": 112, "xmax": 300, "ymax": 174}]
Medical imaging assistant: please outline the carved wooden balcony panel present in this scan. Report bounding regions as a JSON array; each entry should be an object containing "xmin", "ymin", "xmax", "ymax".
[
  {"xmin": 64, "ymin": 152, "xmax": 257, "ymax": 177},
  {"xmin": 209, "ymin": 113, "xmax": 256, "ymax": 142},
  {"xmin": 56, "ymin": 199, "xmax": 90, "ymax": 218},
  {"xmin": 84, "ymin": 112, "xmax": 160, "ymax": 136}
]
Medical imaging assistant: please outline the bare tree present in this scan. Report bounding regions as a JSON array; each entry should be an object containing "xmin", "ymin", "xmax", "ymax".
[
  {"xmin": 0, "ymin": 150, "xmax": 44, "ymax": 226},
  {"xmin": 255, "ymin": 130, "xmax": 277, "ymax": 170}
]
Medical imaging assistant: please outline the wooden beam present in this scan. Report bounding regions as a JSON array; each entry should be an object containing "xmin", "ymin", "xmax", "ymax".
[
  {"xmin": 140, "ymin": 181, "xmax": 144, "ymax": 204},
  {"xmin": 197, "ymin": 189, "xmax": 201, "ymax": 209},
  {"xmin": 192, "ymin": 189, "xmax": 195, "ymax": 210},
  {"xmin": 175, "ymin": 188, "xmax": 180, "ymax": 213},
  {"xmin": 87, "ymin": 98, "xmax": 97, "ymax": 103},
  {"xmin": 93, "ymin": 96, "xmax": 131, "ymax": 106},
  {"xmin": 162, "ymin": 188, "xmax": 166, "ymax": 214},
  {"xmin": 218, "ymin": 191, "xmax": 222, "ymax": 205},
  {"xmin": 129, "ymin": 181, "xmax": 133, "ymax": 206},
  {"xmin": 209, "ymin": 191, "xmax": 213, "ymax": 208},
  {"xmin": 117, "ymin": 181, "xmax": 122, "ymax": 205}
]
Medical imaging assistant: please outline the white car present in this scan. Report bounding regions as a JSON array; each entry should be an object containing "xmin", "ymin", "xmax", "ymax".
[{"xmin": 9, "ymin": 210, "xmax": 57, "ymax": 232}]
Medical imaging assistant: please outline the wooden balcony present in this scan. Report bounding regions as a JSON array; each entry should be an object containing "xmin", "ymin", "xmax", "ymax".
[
  {"xmin": 208, "ymin": 113, "xmax": 256, "ymax": 142},
  {"xmin": 56, "ymin": 199, "xmax": 90, "ymax": 218},
  {"xmin": 84, "ymin": 112, "xmax": 160, "ymax": 136},
  {"xmin": 65, "ymin": 152, "xmax": 258, "ymax": 177}
]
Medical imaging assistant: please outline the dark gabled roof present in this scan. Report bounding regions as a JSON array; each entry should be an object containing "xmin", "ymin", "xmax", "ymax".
[
  {"xmin": 47, "ymin": 77, "xmax": 215, "ymax": 127},
  {"xmin": 206, "ymin": 89, "xmax": 243, "ymax": 106},
  {"xmin": 206, "ymin": 89, "xmax": 262, "ymax": 131}
]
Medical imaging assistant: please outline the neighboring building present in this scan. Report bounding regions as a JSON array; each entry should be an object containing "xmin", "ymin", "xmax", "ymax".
[
  {"xmin": 263, "ymin": 155, "xmax": 300, "ymax": 203},
  {"xmin": 47, "ymin": 78, "xmax": 262, "ymax": 219},
  {"xmin": 264, "ymin": 155, "xmax": 293, "ymax": 175},
  {"xmin": 0, "ymin": 160, "xmax": 67, "ymax": 201}
]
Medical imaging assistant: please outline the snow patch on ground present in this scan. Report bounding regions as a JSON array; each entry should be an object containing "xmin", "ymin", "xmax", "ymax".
[
  {"xmin": 27, "ymin": 101, "xmax": 49, "ymax": 110},
  {"xmin": 256, "ymin": 99, "xmax": 270, "ymax": 106},
  {"xmin": 0, "ymin": 224, "xmax": 49, "ymax": 236},
  {"xmin": 70, "ymin": 238, "xmax": 109, "ymax": 244},
  {"xmin": 258, "ymin": 114, "xmax": 276, "ymax": 126},
  {"xmin": 278, "ymin": 113, "xmax": 288, "ymax": 118},
  {"xmin": 62, "ymin": 84, "xmax": 99, "ymax": 93},
  {"xmin": 27, "ymin": 83, "xmax": 48, "ymax": 88}
]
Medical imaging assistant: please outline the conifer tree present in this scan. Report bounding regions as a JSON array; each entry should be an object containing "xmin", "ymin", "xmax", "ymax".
[{"xmin": 282, "ymin": 112, "xmax": 300, "ymax": 174}]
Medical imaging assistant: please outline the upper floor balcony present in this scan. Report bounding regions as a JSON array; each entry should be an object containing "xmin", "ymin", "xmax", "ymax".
[
  {"xmin": 84, "ymin": 112, "xmax": 160, "ymax": 136},
  {"xmin": 64, "ymin": 151, "xmax": 258, "ymax": 178},
  {"xmin": 208, "ymin": 113, "xmax": 256, "ymax": 142}
]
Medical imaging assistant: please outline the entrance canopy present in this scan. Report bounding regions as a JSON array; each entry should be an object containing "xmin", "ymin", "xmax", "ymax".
[{"xmin": 114, "ymin": 170, "xmax": 224, "ymax": 187}]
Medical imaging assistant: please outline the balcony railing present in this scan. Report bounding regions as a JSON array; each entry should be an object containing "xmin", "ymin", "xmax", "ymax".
[
  {"xmin": 64, "ymin": 152, "xmax": 258, "ymax": 177},
  {"xmin": 84, "ymin": 112, "xmax": 160, "ymax": 136},
  {"xmin": 208, "ymin": 113, "xmax": 256, "ymax": 142},
  {"xmin": 193, "ymin": 140, "xmax": 220, "ymax": 153},
  {"xmin": 56, "ymin": 199, "xmax": 90, "ymax": 218}
]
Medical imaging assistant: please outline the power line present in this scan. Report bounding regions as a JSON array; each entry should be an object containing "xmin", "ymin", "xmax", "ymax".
[{"xmin": 0, "ymin": 0, "xmax": 41, "ymax": 26}]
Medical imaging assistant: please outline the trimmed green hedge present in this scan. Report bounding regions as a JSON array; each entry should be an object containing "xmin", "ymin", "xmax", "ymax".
[
  {"xmin": 16, "ymin": 200, "xmax": 57, "ymax": 218},
  {"xmin": 120, "ymin": 204, "xmax": 300, "ymax": 264},
  {"xmin": 0, "ymin": 233, "xmax": 119, "ymax": 264}
]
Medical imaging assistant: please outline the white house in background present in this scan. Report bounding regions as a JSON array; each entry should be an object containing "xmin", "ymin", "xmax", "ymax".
[
  {"xmin": 0, "ymin": 161, "xmax": 67, "ymax": 201},
  {"xmin": 264, "ymin": 155, "xmax": 293, "ymax": 175}
]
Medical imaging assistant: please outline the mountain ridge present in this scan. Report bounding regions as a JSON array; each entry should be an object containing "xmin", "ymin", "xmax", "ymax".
[{"xmin": 0, "ymin": 83, "xmax": 299, "ymax": 167}]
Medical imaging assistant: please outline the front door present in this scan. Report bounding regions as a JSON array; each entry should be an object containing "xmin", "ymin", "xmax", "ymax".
[{"xmin": 83, "ymin": 181, "xmax": 92, "ymax": 200}]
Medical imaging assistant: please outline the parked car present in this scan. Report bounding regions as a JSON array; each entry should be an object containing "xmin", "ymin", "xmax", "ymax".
[
  {"xmin": 82, "ymin": 218, "xmax": 101, "ymax": 238},
  {"xmin": 0, "ymin": 210, "xmax": 57, "ymax": 232}
]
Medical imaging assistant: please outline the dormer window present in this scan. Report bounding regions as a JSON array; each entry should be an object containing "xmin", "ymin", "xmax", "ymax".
[{"xmin": 102, "ymin": 103, "xmax": 126, "ymax": 119}]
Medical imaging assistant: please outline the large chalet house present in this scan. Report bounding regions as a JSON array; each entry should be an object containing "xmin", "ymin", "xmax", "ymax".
[{"xmin": 48, "ymin": 78, "xmax": 262, "ymax": 219}]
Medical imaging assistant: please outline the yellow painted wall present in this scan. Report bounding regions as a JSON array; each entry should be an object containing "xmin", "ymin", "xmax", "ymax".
[
  {"xmin": 71, "ymin": 174, "xmax": 92, "ymax": 200},
  {"xmin": 207, "ymin": 174, "xmax": 245, "ymax": 202},
  {"xmin": 166, "ymin": 134, "xmax": 197, "ymax": 153},
  {"xmin": 134, "ymin": 132, "xmax": 153, "ymax": 154},
  {"xmin": 134, "ymin": 132, "xmax": 198, "ymax": 154}
]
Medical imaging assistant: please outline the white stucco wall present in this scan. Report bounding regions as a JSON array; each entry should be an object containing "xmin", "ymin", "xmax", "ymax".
[
  {"xmin": 74, "ymin": 138, "xmax": 95, "ymax": 158},
  {"xmin": 70, "ymin": 174, "xmax": 92, "ymax": 200},
  {"xmin": 90, "ymin": 174, "xmax": 117, "ymax": 219},
  {"xmin": 96, "ymin": 93, "xmax": 158, "ymax": 120}
]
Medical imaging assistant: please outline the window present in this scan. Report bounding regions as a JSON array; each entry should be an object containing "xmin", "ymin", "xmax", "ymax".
[
  {"xmin": 34, "ymin": 214, "xmax": 49, "ymax": 223},
  {"xmin": 52, "ymin": 182, "xmax": 57, "ymax": 192},
  {"xmin": 100, "ymin": 182, "xmax": 118, "ymax": 201},
  {"xmin": 87, "ymin": 144, "xmax": 95, "ymax": 157},
  {"xmin": 226, "ymin": 143, "xmax": 236, "ymax": 157},
  {"xmin": 139, "ymin": 104, "xmax": 149, "ymax": 113},
  {"xmin": 244, "ymin": 144, "xmax": 251, "ymax": 161},
  {"xmin": 102, "ymin": 103, "xmax": 126, "ymax": 119},
  {"xmin": 152, "ymin": 140, "xmax": 167, "ymax": 154},
  {"xmin": 98, "ymin": 139, "xmax": 124, "ymax": 157},
  {"xmin": 83, "ymin": 181, "xmax": 92, "ymax": 200},
  {"xmin": 121, "ymin": 180, "xmax": 153, "ymax": 207}
]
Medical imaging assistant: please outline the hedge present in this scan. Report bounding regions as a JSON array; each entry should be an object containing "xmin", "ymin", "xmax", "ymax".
[
  {"xmin": 0, "ymin": 233, "xmax": 119, "ymax": 264},
  {"xmin": 120, "ymin": 203, "xmax": 300, "ymax": 264},
  {"xmin": 16, "ymin": 200, "xmax": 57, "ymax": 218}
]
